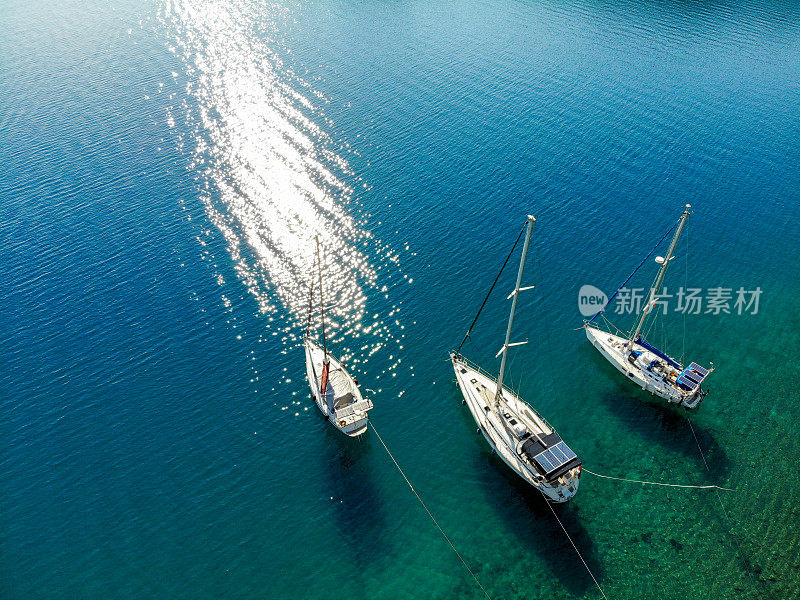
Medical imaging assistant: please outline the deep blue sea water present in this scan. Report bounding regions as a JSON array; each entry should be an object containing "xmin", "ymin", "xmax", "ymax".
[{"xmin": 2, "ymin": 0, "xmax": 799, "ymax": 598}]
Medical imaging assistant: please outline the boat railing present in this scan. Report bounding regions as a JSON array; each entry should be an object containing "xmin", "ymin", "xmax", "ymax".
[{"xmin": 452, "ymin": 352, "xmax": 496, "ymax": 381}]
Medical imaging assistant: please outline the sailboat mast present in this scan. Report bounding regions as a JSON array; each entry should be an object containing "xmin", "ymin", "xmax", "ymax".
[
  {"xmin": 629, "ymin": 204, "xmax": 691, "ymax": 345},
  {"xmin": 315, "ymin": 235, "xmax": 328, "ymax": 357},
  {"xmin": 305, "ymin": 270, "xmax": 314, "ymax": 338},
  {"xmin": 495, "ymin": 215, "xmax": 535, "ymax": 405}
]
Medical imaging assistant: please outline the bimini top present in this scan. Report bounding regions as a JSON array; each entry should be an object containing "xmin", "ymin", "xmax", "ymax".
[{"xmin": 521, "ymin": 436, "xmax": 582, "ymax": 482}]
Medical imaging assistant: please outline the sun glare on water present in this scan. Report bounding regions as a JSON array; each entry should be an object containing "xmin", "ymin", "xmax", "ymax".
[{"xmin": 158, "ymin": 0, "xmax": 410, "ymax": 398}]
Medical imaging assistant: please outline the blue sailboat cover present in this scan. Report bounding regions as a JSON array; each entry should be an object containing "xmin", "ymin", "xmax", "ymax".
[{"xmin": 634, "ymin": 337, "xmax": 682, "ymax": 369}]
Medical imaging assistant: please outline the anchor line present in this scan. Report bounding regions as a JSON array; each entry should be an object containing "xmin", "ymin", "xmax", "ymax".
[
  {"xmin": 545, "ymin": 500, "xmax": 608, "ymax": 600},
  {"xmin": 583, "ymin": 468, "xmax": 733, "ymax": 491},
  {"xmin": 369, "ymin": 422, "xmax": 493, "ymax": 600},
  {"xmin": 685, "ymin": 416, "xmax": 779, "ymax": 600}
]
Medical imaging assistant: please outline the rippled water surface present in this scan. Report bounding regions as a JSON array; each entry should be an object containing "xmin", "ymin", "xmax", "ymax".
[{"xmin": 2, "ymin": 0, "xmax": 799, "ymax": 598}]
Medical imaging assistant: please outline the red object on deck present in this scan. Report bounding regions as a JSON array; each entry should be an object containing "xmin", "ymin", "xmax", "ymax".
[{"xmin": 320, "ymin": 360, "xmax": 330, "ymax": 398}]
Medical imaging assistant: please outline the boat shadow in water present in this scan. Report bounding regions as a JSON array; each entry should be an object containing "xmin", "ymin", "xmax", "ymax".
[
  {"xmin": 584, "ymin": 348, "xmax": 731, "ymax": 483},
  {"xmin": 322, "ymin": 427, "xmax": 389, "ymax": 569},
  {"xmin": 476, "ymin": 449, "xmax": 604, "ymax": 596}
]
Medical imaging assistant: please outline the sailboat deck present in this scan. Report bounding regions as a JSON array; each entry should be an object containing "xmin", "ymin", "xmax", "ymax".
[
  {"xmin": 585, "ymin": 325, "xmax": 710, "ymax": 409},
  {"xmin": 476, "ymin": 384, "xmax": 494, "ymax": 409},
  {"xmin": 455, "ymin": 354, "xmax": 557, "ymax": 432},
  {"xmin": 305, "ymin": 338, "xmax": 373, "ymax": 435},
  {"xmin": 452, "ymin": 354, "xmax": 581, "ymax": 500}
]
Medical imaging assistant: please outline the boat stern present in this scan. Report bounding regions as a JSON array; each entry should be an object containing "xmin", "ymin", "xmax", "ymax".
[
  {"xmin": 333, "ymin": 398, "xmax": 374, "ymax": 437},
  {"xmin": 548, "ymin": 466, "xmax": 582, "ymax": 503},
  {"xmin": 676, "ymin": 362, "xmax": 713, "ymax": 409}
]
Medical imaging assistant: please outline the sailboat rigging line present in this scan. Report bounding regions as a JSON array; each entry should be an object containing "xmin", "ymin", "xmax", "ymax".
[
  {"xmin": 455, "ymin": 221, "xmax": 527, "ymax": 354},
  {"xmin": 583, "ymin": 469, "xmax": 733, "ymax": 491},
  {"xmin": 545, "ymin": 501, "xmax": 609, "ymax": 600},
  {"xmin": 686, "ymin": 416, "xmax": 779, "ymax": 600},
  {"xmin": 315, "ymin": 236, "xmax": 327, "ymax": 356},
  {"xmin": 587, "ymin": 217, "xmax": 680, "ymax": 325},
  {"xmin": 369, "ymin": 422, "xmax": 493, "ymax": 600},
  {"xmin": 591, "ymin": 313, "xmax": 626, "ymax": 338}
]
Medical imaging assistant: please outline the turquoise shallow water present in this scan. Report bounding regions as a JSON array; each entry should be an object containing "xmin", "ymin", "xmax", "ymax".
[{"xmin": 2, "ymin": 0, "xmax": 799, "ymax": 598}]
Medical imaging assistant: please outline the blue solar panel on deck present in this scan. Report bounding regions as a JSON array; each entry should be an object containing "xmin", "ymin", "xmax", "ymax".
[
  {"xmin": 689, "ymin": 362, "xmax": 709, "ymax": 377},
  {"xmin": 550, "ymin": 445, "xmax": 567, "ymax": 464},
  {"xmin": 553, "ymin": 441, "xmax": 576, "ymax": 463},
  {"xmin": 683, "ymin": 371, "xmax": 702, "ymax": 384},
  {"xmin": 533, "ymin": 441, "xmax": 577, "ymax": 474},
  {"xmin": 563, "ymin": 442, "xmax": 577, "ymax": 460},
  {"xmin": 678, "ymin": 362, "xmax": 710, "ymax": 391},
  {"xmin": 535, "ymin": 452, "xmax": 555, "ymax": 472}
]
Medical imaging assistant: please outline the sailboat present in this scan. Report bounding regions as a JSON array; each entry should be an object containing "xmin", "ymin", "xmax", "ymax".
[
  {"xmin": 451, "ymin": 216, "xmax": 582, "ymax": 503},
  {"xmin": 584, "ymin": 204, "xmax": 713, "ymax": 409},
  {"xmin": 304, "ymin": 236, "xmax": 373, "ymax": 436}
]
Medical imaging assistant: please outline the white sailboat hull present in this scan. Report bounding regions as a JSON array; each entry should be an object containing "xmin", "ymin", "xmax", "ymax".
[
  {"xmin": 304, "ymin": 338, "xmax": 372, "ymax": 436},
  {"xmin": 452, "ymin": 355, "xmax": 581, "ymax": 503},
  {"xmin": 585, "ymin": 325, "xmax": 703, "ymax": 409}
]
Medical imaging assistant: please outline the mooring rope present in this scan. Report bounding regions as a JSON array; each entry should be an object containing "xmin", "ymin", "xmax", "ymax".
[
  {"xmin": 369, "ymin": 422, "xmax": 493, "ymax": 600},
  {"xmin": 545, "ymin": 501, "xmax": 609, "ymax": 600},
  {"xmin": 583, "ymin": 468, "xmax": 733, "ymax": 491}
]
